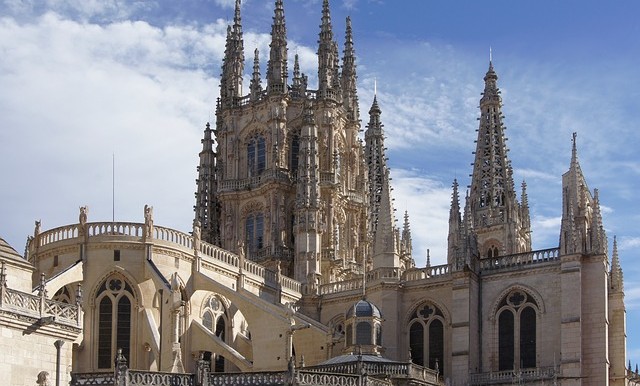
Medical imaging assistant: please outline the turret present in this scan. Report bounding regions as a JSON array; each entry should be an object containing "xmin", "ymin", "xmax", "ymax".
[
  {"xmin": 266, "ymin": 0, "xmax": 288, "ymax": 94},
  {"xmin": 294, "ymin": 101, "xmax": 321, "ymax": 292},
  {"xmin": 559, "ymin": 133, "xmax": 601, "ymax": 255},
  {"xmin": 468, "ymin": 61, "xmax": 530, "ymax": 257},
  {"xmin": 220, "ymin": 0, "xmax": 244, "ymax": 107},
  {"xmin": 194, "ymin": 121, "xmax": 220, "ymax": 245}
]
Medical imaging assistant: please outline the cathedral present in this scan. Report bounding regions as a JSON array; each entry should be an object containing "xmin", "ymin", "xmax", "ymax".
[{"xmin": 0, "ymin": 1, "xmax": 635, "ymax": 385}]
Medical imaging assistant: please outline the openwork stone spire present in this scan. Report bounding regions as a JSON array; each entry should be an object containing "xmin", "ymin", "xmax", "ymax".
[
  {"xmin": 365, "ymin": 96, "xmax": 385, "ymax": 238},
  {"xmin": 468, "ymin": 61, "xmax": 530, "ymax": 256},
  {"xmin": 220, "ymin": 0, "xmax": 244, "ymax": 106},
  {"xmin": 448, "ymin": 179, "xmax": 463, "ymax": 266},
  {"xmin": 317, "ymin": 0, "xmax": 340, "ymax": 100},
  {"xmin": 611, "ymin": 236, "xmax": 624, "ymax": 291},
  {"xmin": 341, "ymin": 16, "xmax": 359, "ymax": 122},
  {"xmin": 250, "ymin": 48, "xmax": 262, "ymax": 100},
  {"xmin": 266, "ymin": 0, "xmax": 288, "ymax": 94}
]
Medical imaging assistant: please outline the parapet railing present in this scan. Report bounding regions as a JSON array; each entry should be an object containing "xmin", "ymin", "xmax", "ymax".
[
  {"xmin": 468, "ymin": 366, "xmax": 557, "ymax": 385},
  {"xmin": 307, "ymin": 361, "xmax": 440, "ymax": 384},
  {"xmin": 479, "ymin": 248, "xmax": 560, "ymax": 272},
  {"xmin": 210, "ymin": 372, "xmax": 286, "ymax": 386},
  {"xmin": 218, "ymin": 169, "xmax": 291, "ymax": 192},
  {"xmin": 0, "ymin": 267, "xmax": 81, "ymax": 328},
  {"xmin": 32, "ymin": 222, "xmax": 302, "ymax": 296}
]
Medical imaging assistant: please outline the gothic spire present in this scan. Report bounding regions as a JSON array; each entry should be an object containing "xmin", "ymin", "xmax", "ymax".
[
  {"xmin": 560, "ymin": 133, "xmax": 592, "ymax": 255},
  {"xmin": 220, "ymin": 0, "xmax": 245, "ymax": 106},
  {"xmin": 194, "ymin": 121, "xmax": 220, "ymax": 245},
  {"xmin": 250, "ymin": 48, "xmax": 262, "ymax": 100},
  {"xmin": 520, "ymin": 180, "xmax": 531, "ymax": 234},
  {"xmin": 291, "ymin": 53, "xmax": 307, "ymax": 97},
  {"xmin": 317, "ymin": 0, "xmax": 341, "ymax": 100},
  {"xmin": 341, "ymin": 16, "xmax": 359, "ymax": 121},
  {"xmin": 365, "ymin": 95, "xmax": 386, "ymax": 239},
  {"xmin": 371, "ymin": 169, "xmax": 399, "ymax": 267},
  {"xmin": 611, "ymin": 236, "xmax": 624, "ymax": 291},
  {"xmin": 401, "ymin": 210, "xmax": 412, "ymax": 257},
  {"xmin": 468, "ymin": 61, "xmax": 528, "ymax": 256},
  {"xmin": 448, "ymin": 179, "xmax": 462, "ymax": 266},
  {"xmin": 266, "ymin": 0, "xmax": 288, "ymax": 94}
]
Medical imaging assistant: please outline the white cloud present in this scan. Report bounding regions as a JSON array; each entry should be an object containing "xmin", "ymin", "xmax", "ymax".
[
  {"xmin": 0, "ymin": 12, "xmax": 231, "ymax": 249},
  {"xmin": 390, "ymin": 168, "xmax": 452, "ymax": 266}
]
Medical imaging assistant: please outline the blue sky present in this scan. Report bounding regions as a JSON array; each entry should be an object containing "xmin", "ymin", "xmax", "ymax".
[{"xmin": 0, "ymin": 0, "xmax": 639, "ymax": 365}]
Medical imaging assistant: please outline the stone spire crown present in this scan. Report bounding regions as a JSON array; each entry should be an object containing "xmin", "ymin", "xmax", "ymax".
[
  {"xmin": 317, "ymin": 0, "xmax": 340, "ymax": 99},
  {"xmin": 220, "ymin": 0, "xmax": 245, "ymax": 105},
  {"xmin": 266, "ymin": 0, "xmax": 288, "ymax": 94},
  {"xmin": 341, "ymin": 16, "xmax": 359, "ymax": 121}
]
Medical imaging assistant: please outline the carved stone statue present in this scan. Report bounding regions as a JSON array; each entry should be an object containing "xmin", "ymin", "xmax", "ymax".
[
  {"xmin": 193, "ymin": 220, "xmax": 201, "ymax": 250},
  {"xmin": 34, "ymin": 220, "xmax": 41, "ymax": 238},
  {"xmin": 79, "ymin": 206, "xmax": 88, "ymax": 235},
  {"xmin": 36, "ymin": 371, "xmax": 50, "ymax": 386},
  {"xmin": 144, "ymin": 205, "xmax": 154, "ymax": 238},
  {"xmin": 79, "ymin": 206, "xmax": 88, "ymax": 227}
]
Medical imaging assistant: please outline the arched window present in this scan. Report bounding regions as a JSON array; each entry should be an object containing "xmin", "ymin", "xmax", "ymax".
[
  {"xmin": 247, "ymin": 136, "xmax": 266, "ymax": 176},
  {"xmin": 498, "ymin": 310, "xmax": 515, "ymax": 370},
  {"xmin": 428, "ymin": 319, "xmax": 444, "ymax": 372},
  {"xmin": 409, "ymin": 322, "xmax": 424, "ymax": 366},
  {"xmin": 245, "ymin": 213, "xmax": 264, "ymax": 259},
  {"xmin": 496, "ymin": 290, "xmax": 538, "ymax": 371},
  {"xmin": 356, "ymin": 322, "xmax": 371, "ymax": 345},
  {"xmin": 520, "ymin": 307, "xmax": 536, "ymax": 368},
  {"xmin": 487, "ymin": 245, "xmax": 499, "ymax": 258},
  {"xmin": 202, "ymin": 296, "xmax": 229, "ymax": 373},
  {"xmin": 408, "ymin": 302, "xmax": 446, "ymax": 376},
  {"xmin": 95, "ymin": 274, "xmax": 135, "ymax": 369},
  {"xmin": 290, "ymin": 134, "xmax": 300, "ymax": 174}
]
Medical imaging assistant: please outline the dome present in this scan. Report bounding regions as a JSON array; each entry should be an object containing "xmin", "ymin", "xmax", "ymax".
[{"xmin": 346, "ymin": 299, "xmax": 382, "ymax": 318}]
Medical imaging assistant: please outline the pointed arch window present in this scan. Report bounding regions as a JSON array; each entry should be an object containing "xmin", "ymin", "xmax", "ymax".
[
  {"xmin": 408, "ymin": 303, "xmax": 445, "ymax": 376},
  {"xmin": 290, "ymin": 134, "xmax": 300, "ymax": 174},
  {"xmin": 95, "ymin": 274, "xmax": 135, "ymax": 369},
  {"xmin": 245, "ymin": 213, "xmax": 264, "ymax": 259},
  {"xmin": 247, "ymin": 136, "xmax": 266, "ymax": 176},
  {"xmin": 496, "ymin": 290, "xmax": 538, "ymax": 371},
  {"xmin": 202, "ymin": 296, "xmax": 229, "ymax": 373}
]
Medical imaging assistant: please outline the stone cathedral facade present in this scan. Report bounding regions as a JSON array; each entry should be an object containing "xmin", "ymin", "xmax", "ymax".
[{"xmin": 0, "ymin": 1, "xmax": 635, "ymax": 386}]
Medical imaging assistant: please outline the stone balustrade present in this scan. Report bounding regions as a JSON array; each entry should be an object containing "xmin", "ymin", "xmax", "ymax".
[
  {"xmin": 468, "ymin": 366, "xmax": 557, "ymax": 384},
  {"xmin": 0, "ymin": 278, "xmax": 81, "ymax": 328},
  {"xmin": 479, "ymin": 248, "xmax": 560, "ymax": 271},
  {"xmin": 31, "ymin": 221, "xmax": 302, "ymax": 301}
]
